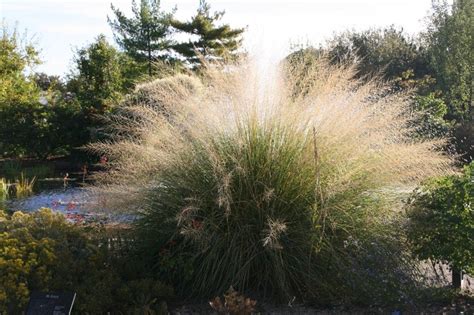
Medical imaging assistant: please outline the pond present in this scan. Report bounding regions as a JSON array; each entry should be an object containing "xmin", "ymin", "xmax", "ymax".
[
  {"xmin": 7, "ymin": 186, "xmax": 94, "ymax": 213},
  {"xmin": 10, "ymin": 189, "xmax": 100, "ymax": 223},
  {"xmin": 0, "ymin": 163, "xmax": 126, "ymax": 223}
]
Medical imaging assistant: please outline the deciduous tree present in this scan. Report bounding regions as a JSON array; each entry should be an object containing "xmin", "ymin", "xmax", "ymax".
[
  {"xmin": 68, "ymin": 35, "xmax": 126, "ymax": 116},
  {"xmin": 424, "ymin": 0, "xmax": 473, "ymax": 122}
]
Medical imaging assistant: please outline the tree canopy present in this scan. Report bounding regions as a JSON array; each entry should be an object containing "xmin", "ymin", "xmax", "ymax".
[
  {"xmin": 0, "ymin": 24, "xmax": 40, "ymax": 106},
  {"xmin": 108, "ymin": 0, "xmax": 174, "ymax": 77},
  {"xmin": 423, "ymin": 0, "xmax": 473, "ymax": 122},
  {"xmin": 68, "ymin": 35, "xmax": 127, "ymax": 116},
  {"xmin": 171, "ymin": 0, "xmax": 244, "ymax": 67}
]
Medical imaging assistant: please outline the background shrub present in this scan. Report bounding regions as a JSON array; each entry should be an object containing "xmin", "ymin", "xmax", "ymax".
[{"xmin": 407, "ymin": 162, "xmax": 473, "ymax": 285}]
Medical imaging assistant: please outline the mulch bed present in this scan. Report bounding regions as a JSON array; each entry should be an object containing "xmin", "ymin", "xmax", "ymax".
[{"xmin": 168, "ymin": 295, "xmax": 474, "ymax": 314}]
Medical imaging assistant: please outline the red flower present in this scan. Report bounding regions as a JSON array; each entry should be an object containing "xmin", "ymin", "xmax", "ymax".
[{"xmin": 192, "ymin": 219, "xmax": 203, "ymax": 230}]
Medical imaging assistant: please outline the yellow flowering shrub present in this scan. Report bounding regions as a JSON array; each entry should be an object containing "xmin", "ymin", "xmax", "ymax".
[
  {"xmin": 0, "ymin": 209, "xmax": 58, "ymax": 312},
  {"xmin": 0, "ymin": 208, "xmax": 174, "ymax": 313}
]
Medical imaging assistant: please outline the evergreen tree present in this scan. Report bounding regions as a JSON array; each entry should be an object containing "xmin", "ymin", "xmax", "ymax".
[
  {"xmin": 171, "ymin": 0, "xmax": 244, "ymax": 68},
  {"xmin": 108, "ymin": 0, "xmax": 174, "ymax": 77}
]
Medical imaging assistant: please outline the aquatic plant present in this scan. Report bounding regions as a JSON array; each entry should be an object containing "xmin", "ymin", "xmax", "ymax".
[
  {"xmin": 14, "ymin": 173, "xmax": 36, "ymax": 198},
  {"xmin": 91, "ymin": 57, "xmax": 454, "ymax": 304},
  {"xmin": 0, "ymin": 178, "xmax": 8, "ymax": 199}
]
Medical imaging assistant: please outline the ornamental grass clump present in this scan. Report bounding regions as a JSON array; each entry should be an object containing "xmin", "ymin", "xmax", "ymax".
[{"xmin": 91, "ymin": 56, "xmax": 453, "ymax": 304}]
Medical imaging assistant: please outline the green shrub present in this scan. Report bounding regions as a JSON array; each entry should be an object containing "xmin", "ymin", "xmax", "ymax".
[
  {"xmin": 411, "ymin": 93, "xmax": 452, "ymax": 139},
  {"xmin": 93, "ymin": 58, "xmax": 453, "ymax": 305},
  {"xmin": 0, "ymin": 161, "xmax": 55, "ymax": 183},
  {"xmin": 0, "ymin": 208, "xmax": 173, "ymax": 313},
  {"xmin": 407, "ymin": 162, "xmax": 474, "ymax": 279},
  {"xmin": 0, "ymin": 210, "xmax": 56, "ymax": 312}
]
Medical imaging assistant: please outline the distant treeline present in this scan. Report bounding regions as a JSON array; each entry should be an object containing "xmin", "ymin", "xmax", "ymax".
[
  {"xmin": 0, "ymin": 0, "xmax": 471, "ymax": 164},
  {"xmin": 287, "ymin": 0, "xmax": 472, "ymax": 163}
]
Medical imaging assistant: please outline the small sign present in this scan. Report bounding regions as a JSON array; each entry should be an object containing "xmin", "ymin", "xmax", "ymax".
[{"xmin": 26, "ymin": 291, "xmax": 76, "ymax": 315}]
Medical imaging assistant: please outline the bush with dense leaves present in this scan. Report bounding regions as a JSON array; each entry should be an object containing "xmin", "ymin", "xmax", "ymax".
[
  {"xmin": 0, "ymin": 208, "xmax": 173, "ymax": 313},
  {"xmin": 0, "ymin": 25, "xmax": 89, "ymax": 159},
  {"xmin": 407, "ymin": 162, "xmax": 474, "ymax": 277}
]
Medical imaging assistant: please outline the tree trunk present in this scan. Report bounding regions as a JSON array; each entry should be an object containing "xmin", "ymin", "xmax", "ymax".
[
  {"xmin": 147, "ymin": 28, "xmax": 152, "ymax": 77},
  {"xmin": 452, "ymin": 266, "xmax": 462, "ymax": 289},
  {"xmin": 148, "ymin": 49, "xmax": 152, "ymax": 77}
]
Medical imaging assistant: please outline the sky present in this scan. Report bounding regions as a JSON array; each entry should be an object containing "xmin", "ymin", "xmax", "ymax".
[{"xmin": 1, "ymin": 0, "xmax": 435, "ymax": 77}]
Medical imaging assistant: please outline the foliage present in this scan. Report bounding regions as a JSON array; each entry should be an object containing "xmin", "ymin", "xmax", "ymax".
[
  {"xmin": 34, "ymin": 73, "xmax": 64, "ymax": 92},
  {"xmin": 171, "ymin": 0, "xmax": 244, "ymax": 68},
  {"xmin": 453, "ymin": 122, "xmax": 474, "ymax": 163},
  {"xmin": 46, "ymin": 95, "xmax": 89, "ymax": 154},
  {"xmin": 92, "ymin": 57, "xmax": 452, "ymax": 305},
  {"xmin": 0, "ymin": 24, "xmax": 86, "ymax": 159},
  {"xmin": 323, "ymin": 26, "xmax": 428, "ymax": 81},
  {"xmin": 0, "ymin": 208, "xmax": 174, "ymax": 313},
  {"xmin": 0, "ymin": 23, "xmax": 40, "ymax": 105},
  {"xmin": 0, "ymin": 209, "xmax": 62, "ymax": 312},
  {"xmin": 108, "ymin": 0, "xmax": 175, "ymax": 77},
  {"xmin": 0, "ymin": 94, "xmax": 87, "ymax": 159},
  {"xmin": 116, "ymin": 278, "xmax": 173, "ymax": 314},
  {"xmin": 0, "ymin": 101, "xmax": 43, "ymax": 158},
  {"xmin": 407, "ymin": 162, "xmax": 474, "ymax": 276},
  {"xmin": 287, "ymin": 22, "xmax": 471, "ymax": 144},
  {"xmin": 411, "ymin": 93, "xmax": 452, "ymax": 139},
  {"xmin": 0, "ymin": 179, "xmax": 7, "ymax": 198},
  {"xmin": 68, "ymin": 35, "xmax": 129, "ymax": 116},
  {"xmin": 423, "ymin": 0, "xmax": 473, "ymax": 123},
  {"xmin": 14, "ymin": 173, "xmax": 36, "ymax": 198},
  {"xmin": 66, "ymin": 35, "xmax": 145, "ymax": 147},
  {"xmin": 0, "ymin": 24, "xmax": 42, "ymax": 158},
  {"xmin": 423, "ymin": 0, "xmax": 473, "ymax": 161},
  {"xmin": 209, "ymin": 286, "xmax": 257, "ymax": 315}
]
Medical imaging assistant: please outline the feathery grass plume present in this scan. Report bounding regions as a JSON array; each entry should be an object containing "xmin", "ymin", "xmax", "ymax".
[{"xmin": 90, "ymin": 55, "xmax": 454, "ymax": 303}]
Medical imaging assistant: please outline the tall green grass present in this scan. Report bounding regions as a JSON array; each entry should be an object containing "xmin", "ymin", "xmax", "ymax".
[
  {"xmin": 0, "ymin": 173, "xmax": 36, "ymax": 199},
  {"xmin": 15, "ymin": 173, "xmax": 36, "ymax": 198},
  {"xmin": 91, "ymin": 57, "xmax": 454, "ymax": 304},
  {"xmin": 0, "ymin": 178, "xmax": 8, "ymax": 199}
]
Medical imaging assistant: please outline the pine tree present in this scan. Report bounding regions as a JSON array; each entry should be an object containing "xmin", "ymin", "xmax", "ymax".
[
  {"xmin": 108, "ymin": 0, "xmax": 174, "ymax": 77},
  {"xmin": 171, "ymin": 0, "xmax": 244, "ymax": 68}
]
